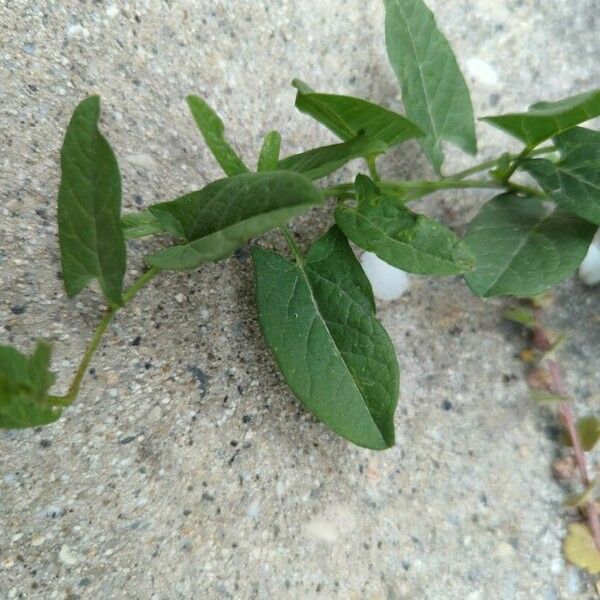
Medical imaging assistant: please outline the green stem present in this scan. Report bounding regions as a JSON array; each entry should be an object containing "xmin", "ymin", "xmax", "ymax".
[
  {"xmin": 61, "ymin": 266, "xmax": 161, "ymax": 403},
  {"xmin": 280, "ymin": 225, "xmax": 303, "ymax": 262},
  {"xmin": 366, "ymin": 155, "xmax": 380, "ymax": 181},
  {"xmin": 501, "ymin": 144, "xmax": 534, "ymax": 183},
  {"xmin": 445, "ymin": 145, "xmax": 555, "ymax": 181}
]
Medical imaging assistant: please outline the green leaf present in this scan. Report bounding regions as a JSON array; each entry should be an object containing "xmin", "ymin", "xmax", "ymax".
[
  {"xmin": 0, "ymin": 342, "xmax": 62, "ymax": 429},
  {"xmin": 563, "ymin": 416, "xmax": 600, "ymax": 452},
  {"xmin": 482, "ymin": 89, "xmax": 600, "ymax": 147},
  {"xmin": 278, "ymin": 137, "xmax": 388, "ymax": 180},
  {"xmin": 147, "ymin": 171, "xmax": 322, "ymax": 271},
  {"xmin": 335, "ymin": 175, "xmax": 475, "ymax": 275},
  {"xmin": 564, "ymin": 523, "xmax": 600, "ymax": 575},
  {"xmin": 521, "ymin": 128, "xmax": 600, "ymax": 224},
  {"xmin": 257, "ymin": 131, "xmax": 282, "ymax": 172},
  {"xmin": 186, "ymin": 95, "xmax": 249, "ymax": 176},
  {"xmin": 464, "ymin": 193, "xmax": 596, "ymax": 297},
  {"xmin": 384, "ymin": 0, "xmax": 477, "ymax": 172},
  {"xmin": 292, "ymin": 79, "xmax": 423, "ymax": 147},
  {"xmin": 121, "ymin": 211, "xmax": 165, "ymax": 239},
  {"xmin": 58, "ymin": 95, "xmax": 126, "ymax": 306},
  {"xmin": 530, "ymin": 390, "xmax": 570, "ymax": 404},
  {"xmin": 564, "ymin": 479, "xmax": 599, "ymax": 508},
  {"xmin": 253, "ymin": 226, "xmax": 399, "ymax": 450},
  {"xmin": 503, "ymin": 306, "xmax": 536, "ymax": 328}
]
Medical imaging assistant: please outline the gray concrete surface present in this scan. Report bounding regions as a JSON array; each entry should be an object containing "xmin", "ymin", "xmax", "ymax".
[{"xmin": 1, "ymin": 1, "xmax": 599, "ymax": 598}]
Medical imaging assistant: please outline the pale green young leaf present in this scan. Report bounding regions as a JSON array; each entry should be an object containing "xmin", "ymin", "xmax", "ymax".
[
  {"xmin": 564, "ymin": 523, "xmax": 600, "ymax": 574},
  {"xmin": 58, "ymin": 95, "xmax": 126, "ymax": 306},
  {"xmin": 563, "ymin": 479, "xmax": 599, "ymax": 508},
  {"xmin": 253, "ymin": 226, "xmax": 398, "ymax": 450},
  {"xmin": 465, "ymin": 194, "xmax": 596, "ymax": 297},
  {"xmin": 278, "ymin": 137, "xmax": 388, "ymax": 180},
  {"xmin": 147, "ymin": 171, "xmax": 322, "ymax": 271},
  {"xmin": 562, "ymin": 416, "xmax": 600, "ymax": 451},
  {"xmin": 121, "ymin": 211, "xmax": 165, "ymax": 239},
  {"xmin": 186, "ymin": 95, "xmax": 249, "ymax": 176},
  {"xmin": 335, "ymin": 175, "xmax": 474, "ymax": 275},
  {"xmin": 521, "ymin": 127, "xmax": 600, "ymax": 224},
  {"xmin": 384, "ymin": 0, "xmax": 477, "ymax": 172},
  {"xmin": 482, "ymin": 89, "xmax": 600, "ymax": 147},
  {"xmin": 503, "ymin": 306, "xmax": 536, "ymax": 328},
  {"xmin": 0, "ymin": 342, "xmax": 62, "ymax": 429},
  {"xmin": 292, "ymin": 79, "xmax": 423, "ymax": 146},
  {"xmin": 257, "ymin": 131, "xmax": 282, "ymax": 172}
]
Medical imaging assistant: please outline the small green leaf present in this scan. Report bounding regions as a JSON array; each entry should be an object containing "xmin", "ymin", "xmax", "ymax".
[
  {"xmin": 257, "ymin": 131, "xmax": 281, "ymax": 172},
  {"xmin": 521, "ymin": 128, "xmax": 600, "ymax": 224},
  {"xmin": 58, "ymin": 95, "xmax": 126, "ymax": 306},
  {"xmin": 0, "ymin": 342, "xmax": 62, "ymax": 429},
  {"xmin": 564, "ymin": 523, "xmax": 600, "ymax": 574},
  {"xmin": 147, "ymin": 171, "xmax": 322, "ymax": 271},
  {"xmin": 482, "ymin": 89, "xmax": 600, "ymax": 147},
  {"xmin": 253, "ymin": 226, "xmax": 399, "ymax": 450},
  {"xmin": 464, "ymin": 194, "xmax": 596, "ymax": 297},
  {"xmin": 384, "ymin": 0, "xmax": 477, "ymax": 172},
  {"xmin": 186, "ymin": 95, "xmax": 249, "ymax": 176},
  {"xmin": 121, "ymin": 211, "xmax": 164, "ymax": 239},
  {"xmin": 563, "ymin": 416, "xmax": 600, "ymax": 451},
  {"xmin": 335, "ymin": 175, "xmax": 474, "ymax": 275},
  {"xmin": 503, "ymin": 306, "xmax": 536, "ymax": 328},
  {"xmin": 292, "ymin": 79, "xmax": 423, "ymax": 147},
  {"xmin": 278, "ymin": 137, "xmax": 388, "ymax": 180},
  {"xmin": 564, "ymin": 479, "xmax": 599, "ymax": 508}
]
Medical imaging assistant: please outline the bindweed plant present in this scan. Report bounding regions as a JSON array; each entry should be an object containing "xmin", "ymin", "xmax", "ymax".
[{"xmin": 1, "ymin": 0, "xmax": 599, "ymax": 562}]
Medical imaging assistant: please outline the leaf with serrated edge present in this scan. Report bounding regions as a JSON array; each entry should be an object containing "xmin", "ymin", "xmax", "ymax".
[
  {"xmin": 278, "ymin": 137, "xmax": 388, "ymax": 181},
  {"xmin": 0, "ymin": 342, "xmax": 61, "ymax": 429},
  {"xmin": 521, "ymin": 127, "xmax": 600, "ymax": 224},
  {"xmin": 564, "ymin": 523, "xmax": 600, "ymax": 574},
  {"xmin": 483, "ymin": 89, "xmax": 600, "ymax": 147},
  {"xmin": 335, "ymin": 175, "xmax": 474, "ymax": 275},
  {"xmin": 292, "ymin": 79, "xmax": 423, "ymax": 147},
  {"xmin": 147, "ymin": 171, "xmax": 322, "ymax": 271},
  {"xmin": 121, "ymin": 211, "xmax": 164, "ymax": 239},
  {"xmin": 257, "ymin": 131, "xmax": 281, "ymax": 172},
  {"xmin": 58, "ymin": 95, "xmax": 126, "ymax": 306},
  {"xmin": 186, "ymin": 95, "xmax": 249, "ymax": 176},
  {"xmin": 384, "ymin": 0, "xmax": 477, "ymax": 172},
  {"xmin": 465, "ymin": 193, "xmax": 596, "ymax": 297},
  {"xmin": 253, "ymin": 226, "xmax": 399, "ymax": 450}
]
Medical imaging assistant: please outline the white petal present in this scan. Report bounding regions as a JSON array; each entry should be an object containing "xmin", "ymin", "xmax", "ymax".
[{"xmin": 360, "ymin": 251, "xmax": 410, "ymax": 301}]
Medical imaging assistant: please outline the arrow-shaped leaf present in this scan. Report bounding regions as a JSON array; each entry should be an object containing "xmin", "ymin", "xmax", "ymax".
[
  {"xmin": 465, "ymin": 193, "xmax": 596, "ymax": 297},
  {"xmin": 521, "ymin": 127, "xmax": 600, "ymax": 224},
  {"xmin": 292, "ymin": 79, "xmax": 423, "ymax": 147},
  {"xmin": 335, "ymin": 175, "xmax": 474, "ymax": 275},
  {"xmin": 384, "ymin": 0, "xmax": 477, "ymax": 172},
  {"xmin": 58, "ymin": 95, "xmax": 126, "ymax": 306},
  {"xmin": 482, "ymin": 89, "xmax": 600, "ymax": 147},
  {"xmin": 253, "ymin": 226, "xmax": 399, "ymax": 450},
  {"xmin": 147, "ymin": 171, "xmax": 323, "ymax": 271}
]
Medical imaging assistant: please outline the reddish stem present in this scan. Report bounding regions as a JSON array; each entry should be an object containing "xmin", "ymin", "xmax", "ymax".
[{"xmin": 548, "ymin": 359, "xmax": 600, "ymax": 552}]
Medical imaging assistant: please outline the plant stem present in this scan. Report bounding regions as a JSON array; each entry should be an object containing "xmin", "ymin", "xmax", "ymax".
[
  {"xmin": 61, "ymin": 266, "xmax": 161, "ymax": 403},
  {"xmin": 445, "ymin": 145, "xmax": 555, "ymax": 181},
  {"xmin": 280, "ymin": 225, "xmax": 303, "ymax": 262},
  {"xmin": 548, "ymin": 359, "xmax": 600, "ymax": 552},
  {"xmin": 366, "ymin": 155, "xmax": 380, "ymax": 181}
]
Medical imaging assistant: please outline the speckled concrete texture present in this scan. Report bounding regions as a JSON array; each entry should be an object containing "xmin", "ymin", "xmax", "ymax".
[{"xmin": 1, "ymin": 1, "xmax": 599, "ymax": 598}]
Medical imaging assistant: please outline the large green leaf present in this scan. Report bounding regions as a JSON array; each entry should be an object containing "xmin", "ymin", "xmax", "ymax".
[
  {"xmin": 147, "ymin": 171, "xmax": 322, "ymax": 270},
  {"xmin": 278, "ymin": 137, "xmax": 388, "ymax": 180},
  {"xmin": 521, "ymin": 127, "xmax": 600, "ymax": 224},
  {"xmin": 186, "ymin": 95, "xmax": 249, "ymax": 176},
  {"xmin": 57, "ymin": 95, "xmax": 126, "ymax": 306},
  {"xmin": 464, "ymin": 193, "xmax": 596, "ymax": 297},
  {"xmin": 0, "ymin": 342, "xmax": 62, "ymax": 429},
  {"xmin": 335, "ymin": 175, "xmax": 474, "ymax": 275},
  {"xmin": 292, "ymin": 79, "xmax": 423, "ymax": 146},
  {"xmin": 384, "ymin": 0, "xmax": 477, "ymax": 172},
  {"xmin": 253, "ymin": 226, "xmax": 399, "ymax": 450},
  {"xmin": 482, "ymin": 89, "xmax": 600, "ymax": 147}
]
